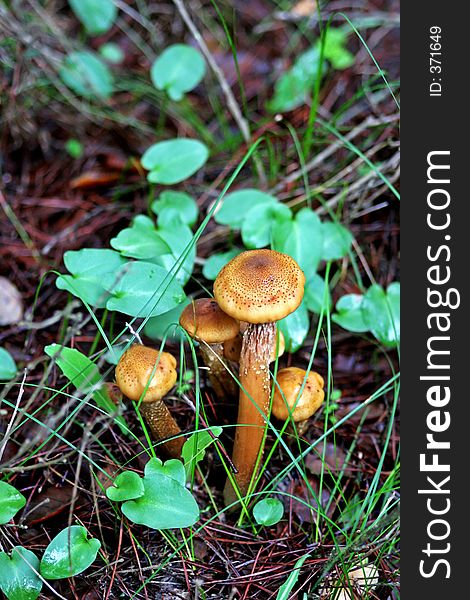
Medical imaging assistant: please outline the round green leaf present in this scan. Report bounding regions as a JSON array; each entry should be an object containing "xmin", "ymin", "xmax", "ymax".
[
  {"xmin": 40, "ymin": 526, "xmax": 101, "ymax": 580},
  {"xmin": 68, "ymin": 0, "xmax": 117, "ymax": 35},
  {"xmin": 104, "ymin": 261, "xmax": 186, "ymax": 318},
  {"xmin": 151, "ymin": 191, "xmax": 199, "ymax": 228},
  {"xmin": 272, "ymin": 207, "xmax": 323, "ymax": 279},
  {"xmin": 106, "ymin": 472, "xmax": 144, "ymax": 502},
  {"xmin": 202, "ymin": 248, "xmax": 243, "ymax": 280},
  {"xmin": 253, "ymin": 498, "xmax": 284, "ymax": 526},
  {"xmin": 0, "ymin": 348, "xmax": 18, "ymax": 381},
  {"xmin": 141, "ymin": 139, "xmax": 209, "ymax": 185},
  {"xmin": 215, "ymin": 189, "xmax": 277, "ymax": 228},
  {"xmin": 56, "ymin": 248, "xmax": 127, "ymax": 308},
  {"xmin": 0, "ymin": 481, "xmax": 25, "ymax": 524},
  {"xmin": 59, "ymin": 51, "xmax": 114, "ymax": 100},
  {"xmin": 0, "ymin": 546, "xmax": 42, "ymax": 600},
  {"xmin": 362, "ymin": 283, "xmax": 400, "ymax": 347},
  {"xmin": 110, "ymin": 216, "xmax": 168, "ymax": 260},
  {"xmin": 304, "ymin": 274, "xmax": 331, "ymax": 314},
  {"xmin": 241, "ymin": 203, "xmax": 292, "ymax": 249},
  {"xmin": 278, "ymin": 301, "xmax": 310, "ymax": 353},
  {"xmin": 121, "ymin": 471, "xmax": 199, "ymax": 530},
  {"xmin": 99, "ymin": 42, "xmax": 124, "ymax": 64},
  {"xmin": 321, "ymin": 221, "xmax": 353, "ymax": 261},
  {"xmin": 332, "ymin": 294, "xmax": 369, "ymax": 333},
  {"xmin": 150, "ymin": 44, "xmax": 206, "ymax": 101}
]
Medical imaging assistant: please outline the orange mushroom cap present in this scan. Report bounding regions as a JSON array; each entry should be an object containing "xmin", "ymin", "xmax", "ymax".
[
  {"xmin": 213, "ymin": 249, "xmax": 305, "ymax": 324},
  {"xmin": 179, "ymin": 298, "xmax": 240, "ymax": 344},
  {"xmin": 115, "ymin": 345, "xmax": 177, "ymax": 403},
  {"xmin": 272, "ymin": 367, "xmax": 325, "ymax": 422}
]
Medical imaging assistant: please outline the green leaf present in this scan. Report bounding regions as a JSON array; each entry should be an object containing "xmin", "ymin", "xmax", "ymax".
[
  {"xmin": 99, "ymin": 42, "xmax": 124, "ymax": 64},
  {"xmin": 362, "ymin": 283, "xmax": 400, "ymax": 347},
  {"xmin": 278, "ymin": 301, "xmax": 310, "ymax": 353},
  {"xmin": 144, "ymin": 458, "xmax": 186, "ymax": 486},
  {"xmin": 304, "ymin": 274, "xmax": 331, "ymax": 314},
  {"xmin": 321, "ymin": 221, "xmax": 353, "ymax": 260},
  {"xmin": 320, "ymin": 28, "xmax": 355, "ymax": 70},
  {"xmin": 56, "ymin": 248, "xmax": 127, "ymax": 308},
  {"xmin": 253, "ymin": 498, "xmax": 284, "ymax": 526},
  {"xmin": 151, "ymin": 190, "xmax": 199, "ymax": 228},
  {"xmin": 68, "ymin": 0, "xmax": 117, "ymax": 35},
  {"xmin": 215, "ymin": 189, "xmax": 277, "ymax": 228},
  {"xmin": 40, "ymin": 526, "xmax": 101, "ymax": 580},
  {"xmin": 150, "ymin": 44, "xmax": 206, "ymax": 101},
  {"xmin": 272, "ymin": 207, "xmax": 323, "ymax": 279},
  {"xmin": 44, "ymin": 345, "xmax": 127, "ymax": 432},
  {"xmin": 202, "ymin": 248, "xmax": 243, "ymax": 280},
  {"xmin": 59, "ymin": 51, "xmax": 113, "ymax": 100},
  {"xmin": 181, "ymin": 426, "xmax": 223, "ymax": 478},
  {"xmin": 241, "ymin": 203, "xmax": 292, "ymax": 249},
  {"xmin": 141, "ymin": 139, "xmax": 209, "ymax": 185},
  {"xmin": 154, "ymin": 221, "xmax": 196, "ymax": 286},
  {"xmin": 64, "ymin": 139, "xmax": 83, "ymax": 158},
  {"xmin": 0, "ymin": 482, "xmax": 26, "ymax": 524},
  {"xmin": 0, "ymin": 546, "xmax": 42, "ymax": 600},
  {"xmin": 104, "ymin": 261, "xmax": 186, "ymax": 318},
  {"xmin": 106, "ymin": 472, "xmax": 144, "ymax": 502},
  {"xmin": 110, "ymin": 216, "xmax": 168, "ymax": 260},
  {"xmin": 144, "ymin": 300, "xmax": 190, "ymax": 342},
  {"xmin": 0, "ymin": 347, "xmax": 17, "ymax": 381},
  {"xmin": 276, "ymin": 553, "xmax": 311, "ymax": 600},
  {"xmin": 332, "ymin": 294, "xmax": 369, "ymax": 333},
  {"xmin": 121, "ymin": 469, "xmax": 199, "ymax": 530}
]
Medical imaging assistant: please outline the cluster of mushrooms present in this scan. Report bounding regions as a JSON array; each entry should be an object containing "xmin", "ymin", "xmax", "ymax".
[{"xmin": 115, "ymin": 249, "xmax": 325, "ymax": 507}]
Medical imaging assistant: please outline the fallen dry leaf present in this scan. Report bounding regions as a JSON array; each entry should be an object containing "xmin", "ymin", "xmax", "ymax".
[
  {"xmin": 305, "ymin": 441, "xmax": 348, "ymax": 476},
  {"xmin": 0, "ymin": 276, "xmax": 23, "ymax": 325},
  {"xmin": 70, "ymin": 170, "xmax": 121, "ymax": 190}
]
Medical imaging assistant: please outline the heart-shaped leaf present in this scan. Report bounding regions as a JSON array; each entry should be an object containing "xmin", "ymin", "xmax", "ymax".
[
  {"xmin": 104, "ymin": 261, "xmax": 186, "ymax": 318},
  {"xmin": 304, "ymin": 274, "xmax": 331, "ymax": 314},
  {"xmin": 0, "ymin": 546, "xmax": 42, "ymax": 600},
  {"xmin": 121, "ymin": 470, "xmax": 199, "ymax": 530},
  {"xmin": 59, "ymin": 51, "xmax": 113, "ymax": 100},
  {"xmin": 321, "ymin": 221, "xmax": 353, "ymax": 260},
  {"xmin": 0, "ymin": 482, "xmax": 26, "ymax": 524},
  {"xmin": 0, "ymin": 348, "xmax": 17, "ymax": 381},
  {"xmin": 215, "ymin": 189, "xmax": 277, "ymax": 228},
  {"xmin": 141, "ymin": 139, "xmax": 209, "ymax": 185},
  {"xmin": 144, "ymin": 458, "xmax": 186, "ymax": 486},
  {"xmin": 56, "ymin": 248, "xmax": 127, "ymax": 308},
  {"xmin": 181, "ymin": 426, "xmax": 223, "ymax": 478},
  {"xmin": 152, "ymin": 190, "xmax": 199, "ymax": 228},
  {"xmin": 68, "ymin": 0, "xmax": 117, "ymax": 35},
  {"xmin": 242, "ymin": 203, "xmax": 292, "ymax": 249},
  {"xmin": 202, "ymin": 248, "xmax": 243, "ymax": 280},
  {"xmin": 40, "ymin": 525, "xmax": 101, "ymax": 580},
  {"xmin": 332, "ymin": 294, "xmax": 369, "ymax": 333},
  {"xmin": 106, "ymin": 472, "xmax": 144, "ymax": 502},
  {"xmin": 253, "ymin": 498, "xmax": 284, "ymax": 526},
  {"xmin": 272, "ymin": 208, "xmax": 323, "ymax": 279},
  {"xmin": 362, "ymin": 283, "xmax": 400, "ymax": 347},
  {"xmin": 110, "ymin": 216, "xmax": 168, "ymax": 260},
  {"xmin": 278, "ymin": 301, "xmax": 310, "ymax": 353},
  {"xmin": 151, "ymin": 44, "xmax": 206, "ymax": 101}
]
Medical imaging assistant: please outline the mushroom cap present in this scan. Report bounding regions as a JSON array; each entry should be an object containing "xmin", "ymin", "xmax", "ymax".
[
  {"xmin": 115, "ymin": 345, "xmax": 177, "ymax": 402},
  {"xmin": 214, "ymin": 249, "xmax": 305, "ymax": 324},
  {"xmin": 272, "ymin": 367, "xmax": 324, "ymax": 422},
  {"xmin": 224, "ymin": 329, "xmax": 286, "ymax": 363},
  {"xmin": 179, "ymin": 298, "xmax": 240, "ymax": 343}
]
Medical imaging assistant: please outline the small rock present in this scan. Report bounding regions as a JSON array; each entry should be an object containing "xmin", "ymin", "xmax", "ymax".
[{"xmin": 0, "ymin": 277, "xmax": 23, "ymax": 325}]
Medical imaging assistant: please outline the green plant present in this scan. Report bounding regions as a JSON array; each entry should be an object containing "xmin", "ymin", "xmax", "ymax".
[
  {"xmin": 141, "ymin": 138, "xmax": 209, "ymax": 185},
  {"xmin": 0, "ymin": 347, "xmax": 17, "ymax": 380},
  {"xmin": 253, "ymin": 498, "xmax": 284, "ymax": 526},
  {"xmin": 59, "ymin": 50, "xmax": 114, "ymax": 100},
  {"xmin": 0, "ymin": 481, "xmax": 25, "ymax": 524},
  {"xmin": 151, "ymin": 44, "xmax": 206, "ymax": 101},
  {"xmin": 68, "ymin": 0, "xmax": 117, "ymax": 36}
]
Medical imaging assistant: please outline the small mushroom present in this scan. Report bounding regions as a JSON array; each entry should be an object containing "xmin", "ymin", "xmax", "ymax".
[
  {"xmin": 179, "ymin": 298, "xmax": 240, "ymax": 399},
  {"xmin": 115, "ymin": 344, "xmax": 184, "ymax": 457},
  {"xmin": 214, "ymin": 249, "xmax": 305, "ymax": 505},
  {"xmin": 272, "ymin": 367, "xmax": 325, "ymax": 435}
]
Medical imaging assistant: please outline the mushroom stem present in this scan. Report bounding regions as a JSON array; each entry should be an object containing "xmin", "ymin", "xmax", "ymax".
[
  {"xmin": 223, "ymin": 322, "xmax": 276, "ymax": 506},
  {"xmin": 199, "ymin": 343, "xmax": 237, "ymax": 400},
  {"xmin": 139, "ymin": 401, "xmax": 185, "ymax": 457}
]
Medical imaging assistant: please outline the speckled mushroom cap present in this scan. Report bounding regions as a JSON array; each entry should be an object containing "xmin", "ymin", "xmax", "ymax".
[
  {"xmin": 272, "ymin": 367, "xmax": 325, "ymax": 421},
  {"xmin": 115, "ymin": 345, "xmax": 177, "ymax": 403},
  {"xmin": 214, "ymin": 249, "xmax": 305, "ymax": 324},
  {"xmin": 179, "ymin": 298, "xmax": 240, "ymax": 343}
]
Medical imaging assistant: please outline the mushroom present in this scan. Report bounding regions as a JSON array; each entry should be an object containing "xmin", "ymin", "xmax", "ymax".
[
  {"xmin": 214, "ymin": 249, "xmax": 305, "ymax": 505},
  {"xmin": 179, "ymin": 298, "xmax": 240, "ymax": 399},
  {"xmin": 115, "ymin": 344, "xmax": 184, "ymax": 457},
  {"xmin": 272, "ymin": 367, "xmax": 325, "ymax": 435}
]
